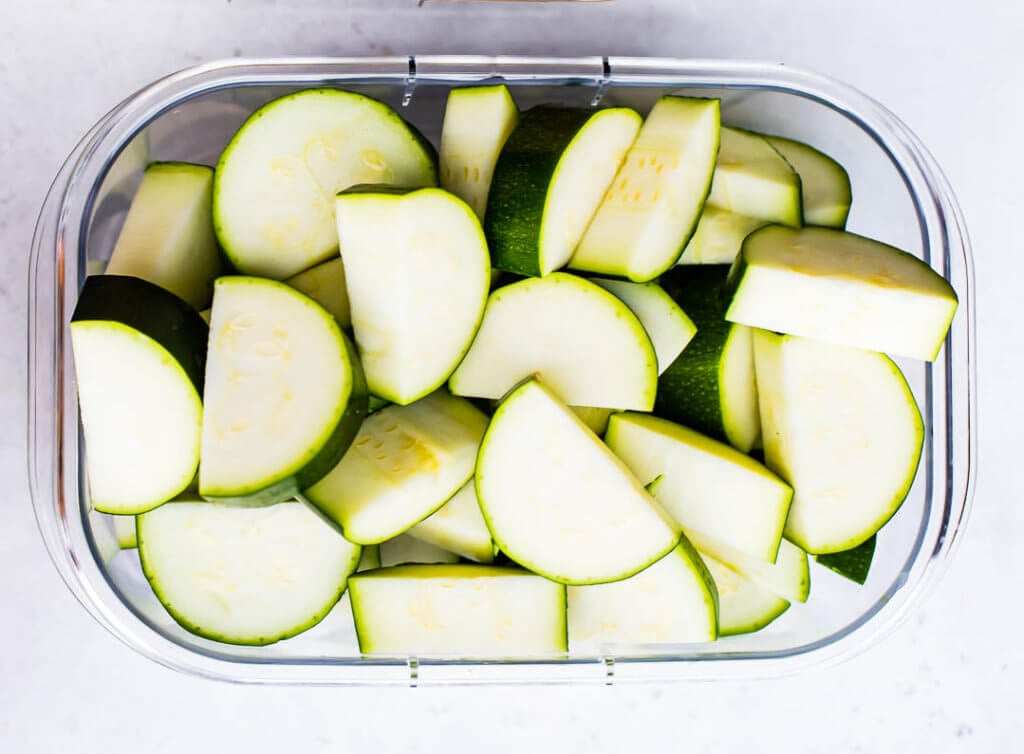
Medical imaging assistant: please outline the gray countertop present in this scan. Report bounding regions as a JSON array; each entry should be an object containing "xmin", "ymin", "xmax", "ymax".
[{"xmin": 1, "ymin": 1, "xmax": 1018, "ymax": 751}]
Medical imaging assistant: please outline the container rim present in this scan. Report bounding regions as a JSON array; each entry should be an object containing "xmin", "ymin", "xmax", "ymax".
[{"xmin": 27, "ymin": 55, "xmax": 977, "ymax": 685}]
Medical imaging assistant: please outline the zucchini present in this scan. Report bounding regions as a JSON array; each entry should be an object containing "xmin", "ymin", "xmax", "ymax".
[
  {"xmin": 303, "ymin": 390, "xmax": 489, "ymax": 545},
  {"xmin": 449, "ymin": 273, "xmax": 658, "ymax": 411},
  {"xmin": 764, "ymin": 135, "xmax": 852, "ymax": 227},
  {"xmin": 588, "ymin": 278, "xmax": 697, "ymax": 374},
  {"xmin": 284, "ymin": 256, "xmax": 350, "ymax": 328},
  {"xmin": 814, "ymin": 535, "xmax": 876, "ymax": 585},
  {"xmin": 654, "ymin": 265, "xmax": 760, "ymax": 452},
  {"xmin": 569, "ymin": 406, "xmax": 616, "ymax": 436},
  {"xmin": 213, "ymin": 88, "xmax": 437, "ymax": 279},
  {"xmin": 726, "ymin": 225, "xmax": 959, "ymax": 361},
  {"xmin": 378, "ymin": 534, "xmax": 460, "ymax": 567},
  {"xmin": 570, "ymin": 96, "xmax": 721, "ymax": 281},
  {"xmin": 406, "ymin": 479, "xmax": 496, "ymax": 563},
  {"xmin": 137, "ymin": 498, "xmax": 361, "ymax": 646},
  {"xmin": 357, "ymin": 544, "xmax": 381, "ymax": 572},
  {"xmin": 104, "ymin": 162, "xmax": 221, "ymax": 309},
  {"xmin": 199, "ymin": 276, "xmax": 368, "ymax": 505},
  {"xmin": 475, "ymin": 379, "xmax": 680, "ymax": 585},
  {"xmin": 676, "ymin": 207, "xmax": 767, "ymax": 265},
  {"xmin": 71, "ymin": 275, "xmax": 207, "ymax": 514},
  {"xmin": 348, "ymin": 564, "xmax": 567, "ymax": 657},
  {"xmin": 701, "ymin": 553, "xmax": 790, "ymax": 637},
  {"xmin": 486, "ymin": 106, "xmax": 641, "ymax": 277},
  {"xmin": 685, "ymin": 529, "xmax": 810, "ymax": 603},
  {"xmin": 567, "ymin": 540, "xmax": 718, "ymax": 649},
  {"xmin": 439, "ymin": 85, "xmax": 519, "ymax": 221},
  {"xmin": 606, "ymin": 413, "xmax": 792, "ymax": 563},
  {"xmin": 707, "ymin": 127, "xmax": 802, "ymax": 227},
  {"xmin": 336, "ymin": 187, "xmax": 490, "ymax": 404},
  {"xmin": 753, "ymin": 331, "xmax": 924, "ymax": 554}
]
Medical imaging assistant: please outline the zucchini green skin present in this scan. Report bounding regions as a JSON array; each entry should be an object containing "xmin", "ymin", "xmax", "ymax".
[
  {"xmin": 71, "ymin": 275, "xmax": 209, "ymax": 392},
  {"xmin": 815, "ymin": 534, "xmax": 876, "ymax": 585},
  {"xmin": 654, "ymin": 266, "xmax": 741, "ymax": 445},
  {"xmin": 484, "ymin": 107, "xmax": 596, "ymax": 277}
]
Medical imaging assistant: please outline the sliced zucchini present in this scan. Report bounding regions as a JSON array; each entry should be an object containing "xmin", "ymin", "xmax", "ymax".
[
  {"xmin": 449, "ymin": 273, "xmax": 658, "ymax": 411},
  {"xmin": 379, "ymin": 534, "xmax": 460, "ymax": 567},
  {"xmin": 486, "ymin": 106, "xmax": 641, "ymax": 277},
  {"xmin": 213, "ymin": 88, "xmax": 437, "ymax": 279},
  {"xmin": 475, "ymin": 379, "xmax": 680, "ymax": 585},
  {"xmin": 348, "ymin": 564, "xmax": 567, "ymax": 657},
  {"xmin": 764, "ymin": 135, "xmax": 852, "ymax": 228},
  {"xmin": 71, "ymin": 275, "xmax": 207, "ymax": 514},
  {"xmin": 199, "ymin": 276, "xmax": 368, "ymax": 505},
  {"xmin": 753, "ymin": 331, "xmax": 924, "ymax": 554},
  {"xmin": 304, "ymin": 391, "xmax": 489, "ymax": 545},
  {"xmin": 357, "ymin": 544, "xmax": 381, "ymax": 572},
  {"xmin": 336, "ymin": 187, "xmax": 490, "ymax": 404},
  {"xmin": 567, "ymin": 540, "xmax": 718, "ymax": 649},
  {"xmin": 655, "ymin": 265, "xmax": 760, "ymax": 452},
  {"xmin": 284, "ymin": 256, "xmax": 350, "ymax": 328},
  {"xmin": 406, "ymin": 480, "xmax": 495, "ymax": 563},
  {"xmin": 113, "ymin": 515, "xmax": 138, "ymax": 549},
  {"xmin": 606, "ymin": 413, "xmax": 792, "ymax": 563},
  {"xmin": 588, "ymin": 278, "xmax": 697, "ymax": 374},
  {"xmin": 701, "ymin": 553, "xmax": 790, "ymax": 637},
  {"xmin": 570, "ymin": 96, "xmax": 721, "ymax": 281},
  {"xmin": 569, "ymin": 406, "xmax": 616, "ymax": 436},
  {"xmin": 138, "ymin": 498, "xmax": 361, "ymax": 646},
  {"xmin": 676, "ymin": 207, "xmax": 766, "ymax": 265},
  {"xmin": 726, "ymin": 225, "xmax": 959, "ymax": 361},
  {"xmin": 707, "ymin": 127, "xmax": 802, "ymax": 227},
  {"xmin": 439, "ymin": 84, "xmax": 519, "ymax": 221},
  {"xmin": 685, "ymin": 529, "xmax": 809, "ymax": 603},
  {"xmin": 104, "ymin": 162, "xmax": 221, "ymax": 309},
  {"xmin": 814, "ymin": 535, "xmax": 876, "ymax": 585}
]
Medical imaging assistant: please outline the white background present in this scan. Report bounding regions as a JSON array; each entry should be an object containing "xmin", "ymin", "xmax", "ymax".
[{"xmin": 1, "ymin": 0, "xmax": 1020, "ymax": 750}]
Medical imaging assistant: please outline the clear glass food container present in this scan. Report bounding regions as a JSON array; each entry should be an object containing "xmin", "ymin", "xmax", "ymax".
[{"xmin": 27, "ymin": 56, "xmax": 976, "ymax": 685}]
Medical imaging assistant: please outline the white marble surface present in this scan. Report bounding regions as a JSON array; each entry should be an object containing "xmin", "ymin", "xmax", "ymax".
[{"xmin": 1, "ymin": 0, "xmax": 1020, "ymax": 750}]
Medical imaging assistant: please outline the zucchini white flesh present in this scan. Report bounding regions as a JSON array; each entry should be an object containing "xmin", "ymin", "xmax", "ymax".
[
  {"xmin": 357, "ymin": 544, "xmax": 381, "ymax": 572},
  {"xmin": 706, "ymin": 127, "xmax": 802, "ymax": 227},
  {"xmin": 764, "ymin": 135, "xmax": 852, "ymax": 228},
  {"xmin": 379, "ymin": 534, "xmax": 461, "ymax": 567},
  {"xmin": 284, "ymin": 257, "xmax": 350, "ymax": 328},
  {"xmin": 213, "ymin": 88, "xmax": 437, "ymax": 279},
  {"xmin": 348, "ymin": 564, "xmax": 567, "ymax": 657},
  {"xmin": 406, "ymin": 480, "xmax": 495, "ymax": 563},
  {"xmin": 677, "ymin": 207, "xmax": 767, "ymax": 265},
  {"xmin": 568, "ymin": 541, "xmax": 718, "ymax": 649},
  {"xmin": 439, "ymin": 85, "xmax": 519, "ymax": 221},
  {"xmin": 199, "ymin": 276, "xmax": 368, "ymax": 505},
  {"xmin": 655, "ymin": 266, "xmax": 761, "ymax": 452},
  {"xmin": 701, "ymin": 553, "xmax": 790, "ymax": 637},
  {"xmin": 606, "ymin": 413, "xmax": 792, "ymax": 563},
  {"xmin": 113, "ymin": 515, "xmax": 138, "ymax": 549},
  {"xmin": 588, "ymin": 278, "xmax": 697, "ymax": 374},
  {"xmin": 487, "ymin": 107, "xmax": 642, "ymax": 277},
  {"xmin": 569, "ymin": 406, "xmax": 616, "ymax": 436},
  {"xmin": 570, "ymin": 96, "xmax": 721, "ymax": 282},
  {"xmin": 304, "ymin": 391, "xmax": 489, "ymax": 545},
  {"xmin": 753, "ymin": 331, "xmax": 924, "ymax": 554},
  {"xmin": 336, "ymin": 187, "xmax": 490, "ymax": 404},
  {"xmin": 685, "ymin": 529, "xmax": 809, "ymax": 603},
  {"xmin": 71, "ymin": 276, "xmax": 207, "ymax": 514},
  {"xmin": 138, "ymin": 499, "xmax": 361, "ymax": 646},
  {"xmin": 726, "ymin": 225, "xmax": 959, "ymax": 361},
  {"xmin": 104, "ymin": 162, "xmax": 221, "ymax": 309},
  {"xmin": 449, "ymin": 273, "xmax": 658, "ymax": 411},
  {"xmin": 476, "ymin": 380, "xmax": 680, "ymax": 585}
]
